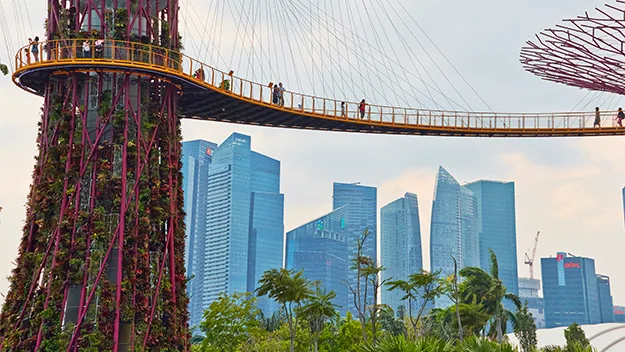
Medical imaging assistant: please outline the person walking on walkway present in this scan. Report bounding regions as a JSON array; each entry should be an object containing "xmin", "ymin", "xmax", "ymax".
[
  {"xmin": 272, "ymin": 84, "xmax": 279, "ymax": 105},
  {"xmin": 359, "ymin": 99, "xmax": 366, "ymax": 119},
  {"xmin": 594, "ymin": 106, "xmax": 601, "ymax": 128},
  {"xmin": 617, "ymin": 107, "xmax": 625, "ymax": 127},
  {"xmin": 278, "ymin": 82, "xmax": 286, "ymax": 107}
]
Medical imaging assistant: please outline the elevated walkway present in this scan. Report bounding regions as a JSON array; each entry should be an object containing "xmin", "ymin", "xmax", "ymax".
[{"xmin": 13, "ymin": 39, "xmax": 625, "ymax": 137}]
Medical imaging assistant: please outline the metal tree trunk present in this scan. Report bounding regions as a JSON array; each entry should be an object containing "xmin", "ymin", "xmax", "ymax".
[{"xmin": 0, "ymin": 0, "xmax": 189, "ymax": 350}]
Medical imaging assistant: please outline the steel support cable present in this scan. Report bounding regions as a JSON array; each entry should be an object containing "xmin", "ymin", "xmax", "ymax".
[
  {"xmin": 20, "ymin": 0, "xmax": 32, "ymax": 35},
  {"xmin": 263, "ymin": 0, "xmax": 275, "ymax": 82},
  {"xmin": 385, "ymin": 0, "xmax": 474, "ymax": 112},
  {"xmin": 0, "ymin": 0, "xmax": 16, "ymax": 70},
  {"xmin": 287, "ymin": 0, "xmax": 401, "ymax": 104},
  {"xmin": 194, "ymin": 0, "xmax": 220, "ymax": 63},
  {"xmin": 284, "ymin": 0, "xmax": 328, "ymax": 96},
  {"xmin": 347, "ymin": 0, "xmax": 383, "ymax": 104},
  {"xmin": 336, "ymin": 0, "xmax": 358, "ymax": 103},
  {"xmin": 290, "ymin": 0, "xmax": 360, "ymax": 102},
  {"xmin": 226, "ymin": 0, "xmax": 275, "ymax": 82},
  {"xmin": 392, "ymin": 0, "xmax": 492, "ymax": 112},
  {"xmin": 293, "ymin": 0, "xmax": 466, "ymax": 110},
  {"xmin": 278, "ymin": 0, "xmax": 332, "ymax": 97},
  {"xmin": 273, "ymin": 0, "xmax": 303, "ymax": 93},
  {"xmin": 370, "ymin": 0, "xmax": 443, "ymax": 110},
  {"xmin": 358, "ymin": 0, "xmax": 404, "ymax": 107},
  {"xmin": 322, "ymin": 0, "xmax": 337, "ymax": 100},
  {"xmin": 344, "ymin": 0, "xmax": 368, "ymax": 101},
  {"xmin": 283, "ymin": 0, "xmax": 397, "ymax": 106},
  {"xmin": 273, "ymin": 0, "xmax": 304, "ymax": 93},
  {"xmin": 363, "ymin": 0, "xmax": 419, "ymax": 108},
  {"xmin": 292, "ymin": 1, "xmax": 467, "ymax": 110},
  {"xmin": 11, "ymin": 0, "xmax": 23, "ymax": 44}
]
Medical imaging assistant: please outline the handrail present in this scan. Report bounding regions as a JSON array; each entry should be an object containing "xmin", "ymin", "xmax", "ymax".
[{"xmin": 13, "ymin": 39, "xmax": 624, "ymax": 132}]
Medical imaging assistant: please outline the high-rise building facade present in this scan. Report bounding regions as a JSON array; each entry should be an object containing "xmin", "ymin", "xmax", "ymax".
[
  {"xmin": 597, "ymin": 274, "xmax": 614, "ymax": 323},
  {"xmin": 518, "ymin": 277, "xmax": 546, "ymax": 329},
  {"xmin": 333, "ymin": 182, "xmax": 377, "ymax": 314},
  {"xmin": 465, "ymin": 181, "xmax": 519, "ymax": 297},
  {"xmin": 380, "ymin": 193, "xmax": 423, "ymax": 315},
  {"xmin": 614, "ymin": 306, "xmax": 625, "ymax": 323},
  {"xmin": 203, "ymin": 133, "xmax": 284, "ymax": 316},
  {"xmin": 430, "ymin": 166, "xmax": 479, "ymax": 308},
  {"xmin": 182, "ymin": 140, "xmax": 218, "ymax": 327},
  {"xmin": 286, "ymin": 207, "xmax": 350, "ymax": 315},
  {"xmin": 541, "ymin": 253, "xmax": 601, "ymax": 328}
]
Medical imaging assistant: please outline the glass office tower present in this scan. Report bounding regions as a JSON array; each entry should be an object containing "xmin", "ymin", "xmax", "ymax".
[
  {"xmin": 380, "ymin": 193, "xmax": 423, "ymax": 315},
  {"xmin": 333, "ymin": 182, "xmax": 377, "ymax": 314},
  {"xmin": 541, "ymin": 253, "xmax": 601, "ymax": 328},
  {"xmin": 286, "ymin": 207, "xmax": 350, "ymax": 315},
  {"xmin": 430, "ymin": 166, "xmax": 478, "ymax": 308},
  {"xmin": 597, "ymin": 274, "xmax": 614, "ymax": 323},
  {"xmin": 203, "ymin": 133, "xmax": 284, "ymax": 316},
  {"xmin": 465, "ymin": 181, "xmax": 519, "ymax": 297},
  {"xmin": 181, "ymin": 139, "xmax": 217, "ymax": 328}
]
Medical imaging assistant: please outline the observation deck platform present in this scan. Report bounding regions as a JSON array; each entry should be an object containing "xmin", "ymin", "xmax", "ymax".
[{"xmin": 13, "ymin": 39, "xmax": 625, "ymax": 138}]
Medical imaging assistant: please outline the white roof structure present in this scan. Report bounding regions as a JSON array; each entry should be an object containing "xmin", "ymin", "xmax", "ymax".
[{"xmin": 507, "ymin": 323, "xmax": 625, "ymax": 352}]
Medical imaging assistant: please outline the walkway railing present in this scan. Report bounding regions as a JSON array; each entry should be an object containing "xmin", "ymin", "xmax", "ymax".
[{"xmin": 14, "ymin": 39, "xmax": 622, "ymax": 132}]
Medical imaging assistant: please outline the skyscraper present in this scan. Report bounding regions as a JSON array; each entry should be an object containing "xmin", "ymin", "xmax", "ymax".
[
  {"xmin": 518, "ymin": 277, "xmax": 546, "ymax": 328},
  {"xmin": 465, "ymin": 180, "xmax": 519, "ymax": 298},
  {"xmin": 182, "ymin": 140, "xmax": 218, "ymax": 328},
  {"xmin": 541, "ymin": 253, "xmax": 601, "ymax": 328},
  {"xmin": 286, "ymin": 207, "xmax": 350, "ymax": 315},
  {"xmin": 333, "ymin": 182, "xmax": 377, "ymax": 314},
  {"xmin": 597, "ymin": 274, "xmax": 614, "ymax": 323},
  {"xmin": 203, "ymin": 133, "xmax": 284, "ymax": 316},
  {"xmin": 432, "ymin": 167, "xmax": 481, "ymax": 270},
  {"xmin": 380, "ymin": 193, "xmax": 423, "ymax": 315},
  {"xmin": 430, "ymin": 166, "xmax": 479, "ymax": 308}
]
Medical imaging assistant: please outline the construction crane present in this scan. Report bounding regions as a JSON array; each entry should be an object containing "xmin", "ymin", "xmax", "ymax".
[{"xmin": 524, "ymin": 231, "xmax": 540, "ymax": 279}]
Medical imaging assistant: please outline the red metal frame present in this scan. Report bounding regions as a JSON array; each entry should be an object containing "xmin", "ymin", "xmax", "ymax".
[
  {"xmin": 0, "ymin": 0, "xmax": 189, "ymax": 350},
  {"xmin": 521, "ymin": 1, "xmax": 625, "ymax": 94}
]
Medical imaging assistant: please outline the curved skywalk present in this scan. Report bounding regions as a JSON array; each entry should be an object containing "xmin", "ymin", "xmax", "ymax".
[{"xmin": 12, "ymin": 39, "xmax": 625, "ymax": 137}]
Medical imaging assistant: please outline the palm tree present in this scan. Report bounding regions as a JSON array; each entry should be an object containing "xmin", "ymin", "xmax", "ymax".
[
  {"xmin": 299, "ymin": 288, "xmax": 339, "ymax": 352},
  {"xmin": 386, "ymin": 269, "xmax": 443, "ymax": 339},
  {"xmin": 460, "ymin": 249, "xmax": 519, "ymax": 342},
  {"xmin": 256, "ymin": 268, "xmax": 313, "ymax": 352}
]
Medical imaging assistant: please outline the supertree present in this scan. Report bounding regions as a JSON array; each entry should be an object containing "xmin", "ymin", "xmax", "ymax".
[{"xmin": 0, "ymin": 0, "xmax": 189, "ymax": 351}]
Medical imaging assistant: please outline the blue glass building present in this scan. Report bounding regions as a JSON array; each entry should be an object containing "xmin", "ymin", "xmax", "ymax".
[
  {"xmin": 465, "ymin": 181, "xmax": 519, "ymax": 298},
  {"xmin": 430, "ymin": 167, "xmax": 479, "ymax": 308},
  {"xmin": 286, "ymin": 207, "xmax": 350, "ymax": 315},
  {"xmin": 203, "ymin": 133, "xmax": 284, "ymax": 316},
  {"xmin": 541, "ymin": 253, "xmax": 601, "ymax": 328},
  {"xmin": 333, "ymin": 182, "xmax": 377, "ymax": 314},
  {"xmin": 181, "ymin": 139, "xmax": 217, "ymax": 328},
  {"xmin": 380, "ymin": 193, "xmax": 423, "ymax": 315},
  {"xmin": 597, "ymin": 274, "xmax": 614, "ymax": 323}
]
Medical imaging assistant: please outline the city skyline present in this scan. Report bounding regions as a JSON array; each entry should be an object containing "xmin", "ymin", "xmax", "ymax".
[{"xmin": 3, "ymin": 0, "xmax": 625, "ymax": 310}]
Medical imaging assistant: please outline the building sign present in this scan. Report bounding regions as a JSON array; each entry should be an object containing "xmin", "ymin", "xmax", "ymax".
[
  {"xmin": 564, "ymin": 262, "xmax": 581, "ymax": 269},
  {"xmin": 557, "ymin": 252, "xmax": 566, "ymax": 286},
  {"xmin": 206, "ymin": 147, "xmax": 213, "ymax": 156}
]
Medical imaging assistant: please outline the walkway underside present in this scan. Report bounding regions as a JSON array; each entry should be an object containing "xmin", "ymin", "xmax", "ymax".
[{"xmin": 13, "ymin": 39, "xmax": 625, "ymax": 138}]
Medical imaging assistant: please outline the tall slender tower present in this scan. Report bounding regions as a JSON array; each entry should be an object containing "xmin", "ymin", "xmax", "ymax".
[{"xmin": 0, "ymin": 0, "xmax": 189, "ymax": 350}]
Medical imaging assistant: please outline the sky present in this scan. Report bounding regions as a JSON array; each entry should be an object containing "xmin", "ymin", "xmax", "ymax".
[{"xmin": 1, "ymin": 0, "xmax": 625, "ymax": 308}]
